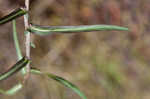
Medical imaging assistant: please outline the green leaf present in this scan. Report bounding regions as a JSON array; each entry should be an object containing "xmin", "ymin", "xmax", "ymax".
[
  {"xmin": 47, "ymin": 73, "xmax": 87, "ymax": 99},
  {"xmin": 0, "ymin": 57, "xmax": 29, "ymax": 95},
  {"xmin": 0, "ymin": 20, "xmax": 28, "ymax": 96},
  {"xmin": 0, "ymin": 83, "xmax": 23, "ymax": 95},
  {"xmin": 12, "ymin": 20, "xmax": 22, "ymax": 60},
  {"xmin": 0, "ymin": 57, "xmax": 30, "ymax": 81},
  {"xmin": 27, "ymin": 23, "xmax": 128, "ymax": 35},
  {"xmin": 0, "ymin": 8, "xmax": 27, "ymax": 25},
  {"xmin": 30, "ymin": 68, "xmax": 87, "ymax": 99},
  {"xmin": 12, "ymin": 20, "xmax": 28, "ymax": 75}
]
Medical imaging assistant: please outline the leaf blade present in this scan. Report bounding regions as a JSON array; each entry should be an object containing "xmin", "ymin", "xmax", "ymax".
[
  {"xmin": 27, "ymin": 23, "xmax": 128, "ymax": 35},
  {"xmin": 30, "ymin": 68, "xmax": 87, "ymax": 99},
  {"xmin": 12, "ymin": 20, "xmax": 22, "ymax": 60},
  {"xmin": 0, "ymin": 8, "xmax": 27, "ymax": 25},
  {"xmin": 0, "ymin": 83, "xmax": 23, "ymax": 95},
  {"xmin": 0, "ymin": 57, "xmax": 30, "ymax": 81},
  {"xmin": 47, "ymin": 73, "xmax": 87, "ymax": 99}
]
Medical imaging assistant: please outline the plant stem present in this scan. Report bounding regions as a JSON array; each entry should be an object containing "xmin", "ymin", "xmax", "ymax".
[{"xmin": 23, "ymin": 0, "xmax": 30, "ymax": 76}]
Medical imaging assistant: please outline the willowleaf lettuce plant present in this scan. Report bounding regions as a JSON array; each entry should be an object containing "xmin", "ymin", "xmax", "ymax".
[{"xmin": 0, "ymin": 4, "xmax": 128, "ymax": 99}]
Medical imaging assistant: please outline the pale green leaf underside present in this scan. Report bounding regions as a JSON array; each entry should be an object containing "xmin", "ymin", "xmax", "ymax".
[
  {"xmin": 0, "ymin": 83, "xmax": 23, "ymax": 95},
  {"xmin": 12, "ymin": 20, "xmax": 22, "ymax": 60},
  {"xmin": 27, "ymin": 24, "xmax": 128, "ymax": 35},
  {"xmin": 12, "ymin": 20, "xmax": 27, "ymax": 75}
]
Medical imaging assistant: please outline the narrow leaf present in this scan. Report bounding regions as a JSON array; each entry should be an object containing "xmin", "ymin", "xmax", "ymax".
[
  {"xmin": 0, "ymin": 57, "xmax": 30, "ymax": 81},
  {"xmin": 27, "ymin": 23, "xmax": 128, "ymax": 35},
  {"xmin": 30, "ymin": 68, "xmax": 87, "ymax": 99},
  {"xmin": 12, "ymin": 20, "xmax": 27, "ymax": 75},
  {"xmin": 12, "ymin": 20, "xmax": 22, "ymax": 60},
  {"xmin": 0, "ymin": 83, "xmax": 23, "ymax": 95},
  {"xmin": 47, "ymin": 73, "xmax": 87, "ymax": 99},
  {"xmin": 0, "ymin": 20, "xmax": 28, "ymax": 96},
  {"xmin": 0, "ymin": 8, "xmax": 27, "ymax": 25}
]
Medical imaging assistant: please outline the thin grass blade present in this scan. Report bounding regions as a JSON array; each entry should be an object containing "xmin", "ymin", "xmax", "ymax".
[
  {"xmin": 12, "ymin": 20, "xmax": 28, "ymax": 74},
  {"xmin": 27, "ymin": 23, "xmax": 128, "ymax": 35},
  {"xmin": 47, "ymin": 73, "xmax": 87, "ymax": 99},
  {"xmin": 0, "ymin": 83, "xmax": 23, "ymax": 95},
  {"xmin": 0, "ymin": 57, "xmax": 30, "ymax": 81},
  {"xmin": 30, "ymin": 68, "xmax": 87, "ymax": 99},
  {"xmin": 12, "ymin": 20, "xmax": 22, "ymax": 60},
  {"xmin": 0, "ymin": 8, "xmax": 27, "ymax": 25},
  {"xmin": 0, "ymin": 20, "xmax": 29, "ymax": 96}
]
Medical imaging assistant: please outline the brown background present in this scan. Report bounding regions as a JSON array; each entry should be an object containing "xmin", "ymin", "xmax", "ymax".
[{"xmin": 0, "ymin": 0, "xmax": 150, "ymax": 99}]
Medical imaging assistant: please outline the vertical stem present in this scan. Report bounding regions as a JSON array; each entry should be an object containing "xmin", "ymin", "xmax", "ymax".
[{"xmin": 23, "ymin": 0, "xmax": 30, "ymax": 75}]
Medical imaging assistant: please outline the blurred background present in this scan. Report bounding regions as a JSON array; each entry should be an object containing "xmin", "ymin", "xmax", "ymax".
[{"xmin": 0, "ymin": 0, "xmax": 150, "ymax": 99}]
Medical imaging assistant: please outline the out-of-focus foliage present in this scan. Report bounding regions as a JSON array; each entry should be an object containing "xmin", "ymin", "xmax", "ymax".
[{"xmin": 0, "ymin": 0, "xmax": 150, "ymax": 99}]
